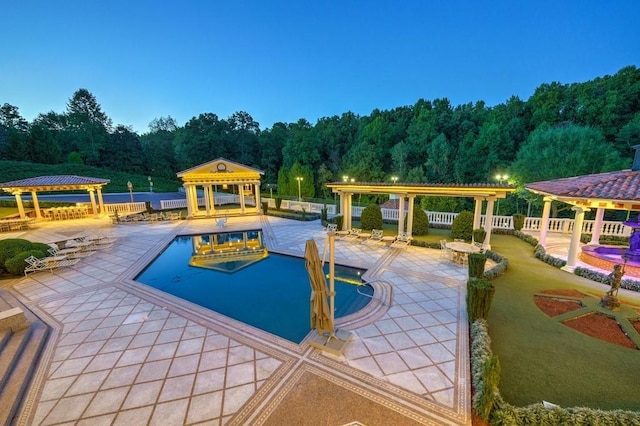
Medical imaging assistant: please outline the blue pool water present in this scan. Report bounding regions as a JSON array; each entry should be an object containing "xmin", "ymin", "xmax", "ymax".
[{"xmin": 135, "ymin": 234, "xmax": 373, "ymax": 343}]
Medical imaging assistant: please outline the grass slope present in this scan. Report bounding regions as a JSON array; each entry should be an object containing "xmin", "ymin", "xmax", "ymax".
[
  {"xmin": 488, "ymin": 234, "xmax": 640, "ymax": 411},
  {"xmin": 0, "ymin": 160, "xmax": 181, "ymax": 193}
]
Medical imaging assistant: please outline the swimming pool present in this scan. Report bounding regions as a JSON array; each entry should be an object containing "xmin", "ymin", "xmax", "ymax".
[{"xmin": 135, "ymin": 232, "xmax": 373, "ymax": 343}]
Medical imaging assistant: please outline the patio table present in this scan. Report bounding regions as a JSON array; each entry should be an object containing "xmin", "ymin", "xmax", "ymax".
[{"xmin": 446, "ymin": 241, "xmax": 481, "ymax": 264}]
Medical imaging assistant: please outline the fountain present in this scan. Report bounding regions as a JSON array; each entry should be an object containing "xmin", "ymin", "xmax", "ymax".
[{"xmin": 580, "ymin": 216, "xmax": 640, "ymax": 278}]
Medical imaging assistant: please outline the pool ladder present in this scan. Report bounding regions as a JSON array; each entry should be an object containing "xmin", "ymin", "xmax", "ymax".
[{"xmin": 355, "ymin": 279, "xmax": 393, "ymax": 306}]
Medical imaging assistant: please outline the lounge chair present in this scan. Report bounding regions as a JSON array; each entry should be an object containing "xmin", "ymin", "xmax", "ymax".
[
  {"xmin": 24, "ymin": 255, "xmax": 80, "ymax": 275},
  {"xmin": 390, "ymin": 232, "xmax": 412, "ymax": 249},
  {"xmin": 363, "ymin": 229, "xmax": 384, "ymax": 245},
  {"xmin": 324, "ymin": 223, "xmax": 338, "ymax": 233},
  {"xmin": 48, "ymin": 244, "xmax": 95, "ymax": 259},
  {"xmin": 343, "ymin": 228, "xmax": 363, "ymax": 241}
]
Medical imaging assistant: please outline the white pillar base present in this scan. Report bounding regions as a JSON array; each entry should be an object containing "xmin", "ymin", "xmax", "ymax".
[{"xmin": 561, "ymin": 265, "xmax": 577, "ymax": 273}]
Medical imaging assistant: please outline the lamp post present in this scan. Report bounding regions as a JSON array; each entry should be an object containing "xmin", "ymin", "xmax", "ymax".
[
  {"xmin": 391, "ymin": 176, "xmax": 398, "ymax": 184},
  {"xmin": 127, "ymin": 181, "xmax": 133, "ymax": 203},
  {"xmin": 495, "ymin": 174, "xmax": 509, "ymax": 215},
  {"xmin": 296, "ymin": 177, "xmax": 303, "ymax": 201},
  {"xmin": 342, "ymin": 175, "xmax": 348, "ymax": 183},
  {"xmin": 148, "ymin": 176, "xmax": 153, "ymax": 193}
]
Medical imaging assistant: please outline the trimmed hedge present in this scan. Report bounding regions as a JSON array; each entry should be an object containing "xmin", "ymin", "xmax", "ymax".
[
  {"xmin": 471, "ymin": 320, "xmax": 640, "ymax": 424},
  {"xmin": 574, "ymin": 267, "xmax": 640, "ymax": 293},
  {"xmin": 467, "ymin": 278, "xmax": 495, "ymax": 322},
  {"xmin": 408, "ymin": 208, "xmax": 430, "ymax": 236},
  {"xmin": 360, "ymin": 204, "xmax": 383, "ymax": 230},
  {"xmin": 512, "ymin": 214, "xmax": 525, "ymax": 231},
  {"xmin": 264, "ymin": 209, "xmax": 320, "ymax": 221},
  {"xmin": 0, "ymin": 239, "xmax": 51, "ymax": 276},
  {"xmin": 451, "ymin": 210, "xmax": 474, "ymax": 240},
  {"xmin": 534, "ymin": 244, "xmax": 567, "ymax": 268},
  {"xmin": 483, "ymin": 250, "xmax": 509, "ymax": 280},
  {"xmin": 468, "ymin": 253, "xmax": 487, "ymax": 279},
  {"xmin": 473, "ymin": 228, "xmax": 486, "ymax": 244}
]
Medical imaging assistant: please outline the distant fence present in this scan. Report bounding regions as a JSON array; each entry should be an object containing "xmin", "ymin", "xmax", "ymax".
[{"xmin": 108, "ymin": 197, "xmax": 631, "ymax": 238}]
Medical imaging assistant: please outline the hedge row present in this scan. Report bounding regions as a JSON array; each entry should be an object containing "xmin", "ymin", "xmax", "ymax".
[
  {"xmin": 574, "ymin": 267, "xmax": 640, "ymax": 292},
  {"xmin": 471, "ymin": 320, "xmax": 640, "ymax": 425}
]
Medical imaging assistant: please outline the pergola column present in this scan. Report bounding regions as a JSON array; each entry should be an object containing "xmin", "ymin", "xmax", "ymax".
[
  {"xmin": 473, "ymin": 197, "xmax": 483, "ymax": 231},
  {"xmin": 13, "ymin": 192, "xmax": 26, "ymax": 219},
  {"xmin": 96, "ymin": 187, "xmax": 105, "ymax": 214},
  {"xmin": 406, "ymin": 195, "xmax": 416, "ymax": 236},
  {"xmin": 563, "ymin": 206, "xmax": 589, "ymax": 272},
  {"xmin": 239, "ymin": 184, "xmax": 246, "ymax": 214},
  {"xmin": 345, "ymin": 193, "xmax": 353, "ymax": 230},
  {"xmin": 539, "ymin": 197, "xmax": 553, "ymax": 247},
  {"xmin": 484, "ymin": 197, "xmax": 495, "ymax": 249},
  {"xmin": 208, "ymin": 185, "xmax": 216, "ymax": 215},
  {"xmin": 204, "ymin": 185, "xmax": 211, "ymax": 216},
  {"xmin": 397, "ymin": 195, "xmax": 406, "ymax": 235},
  {"xmin": 589, "ymin": 207, "xmax": 605, "ymax": 245},
  {"xmin": 88, "ymin": 189, "xmax": 98, "ymax": 217},
  {"xmin": 185, "ymin": 185, "xmax": 194, "ymax": 217},
  {"xmin": 253, "ymin": 183, "xmax": 261, "ymax": 211},
  {"xmin": 31, "ymin": 191, "xmax": 41, "ymax": 220}
]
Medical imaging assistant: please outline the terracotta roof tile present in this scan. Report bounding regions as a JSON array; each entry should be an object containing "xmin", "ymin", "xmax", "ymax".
[
  {"xmin": 526, "ymin": 170, "xmax": 640, "ymax": 201},
  {"xmin": 0, "ymin": 175, "xmax": 110, "ymax": 188}
]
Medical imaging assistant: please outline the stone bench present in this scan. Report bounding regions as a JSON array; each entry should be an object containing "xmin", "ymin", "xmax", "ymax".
[{"xmin": 0, "ymin": 308, "xmax": 29, "ymax": 332}]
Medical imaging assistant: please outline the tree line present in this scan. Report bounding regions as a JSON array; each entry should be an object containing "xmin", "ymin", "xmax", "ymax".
[{"xmin": 1, "ymin": 66, "xmax": 639, "ymax": 215}]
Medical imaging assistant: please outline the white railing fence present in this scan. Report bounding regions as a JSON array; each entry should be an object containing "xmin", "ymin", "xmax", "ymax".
[{"xmin": 116, "ymin": 196, "xmax": 632, "ymax": 238}]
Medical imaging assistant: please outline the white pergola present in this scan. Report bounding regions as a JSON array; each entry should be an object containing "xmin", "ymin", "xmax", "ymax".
[
  {"xmin": 177, "ymin": 158, "xmax": 264, "ymax": 218},
  {"xmin": 526, "ymin": 168, "xmax": 640, "ymax": 271},
  {"xmin": 0, "ymin": 175, "xmax": 110, "ymax": 220},
  {"xmin": 326, "ymin": 181, "xmax": 516, "ymax": 249}
]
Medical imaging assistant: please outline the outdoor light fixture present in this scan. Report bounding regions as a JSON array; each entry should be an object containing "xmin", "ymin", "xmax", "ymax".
[
  {"xmin": 342, "ymin": 175, "xmax": 349, "ymax": 182},
  {"xmin": 127, "ymin": 181, "xmax": 133, "ymax": 203},
  {"xmin": 296, "ymin": 177, "xmax": 303, "ymax": 201},
  {"xmin": 495, "ymin": 174, "xmax": 509, "ymax": 184},
  {"xmin": 148, "ymin": 176, "xmax": 153, "ymax": 193},
  {"xmin": 391, "ymin": 176, "xmax": 398, "ymax": 184}
]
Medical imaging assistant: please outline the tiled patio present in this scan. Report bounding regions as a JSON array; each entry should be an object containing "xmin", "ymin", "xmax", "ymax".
[{"xmin": 1, "ymin": 215, "xmax": 472, "ymax": 425}]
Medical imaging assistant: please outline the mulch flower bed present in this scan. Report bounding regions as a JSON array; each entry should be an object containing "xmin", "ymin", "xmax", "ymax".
[{"xmin": 563, "ymin": 313, "xmax": 637, "ymax": 350}]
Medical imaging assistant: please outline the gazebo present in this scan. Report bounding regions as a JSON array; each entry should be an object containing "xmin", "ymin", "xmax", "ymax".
[
  {"xmin": 326, "ymin": 181, "xmax": 516, "ymax": 249},
  {"xmin": 0, "ymin": 175, "xmax": 110, "ymax": 220},
  {"xmin": 177, "ymin": 158, "xmax": 264, "ymax": 218},
  {"xmin": 526, "ymin": 168, "xmax": 640, "ymax": 271}
]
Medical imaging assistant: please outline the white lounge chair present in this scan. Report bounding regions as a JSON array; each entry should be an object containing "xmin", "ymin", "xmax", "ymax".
[
  {"xmin": 343, "ymin": 228, "xmax": 363, "ymax": 241},
  {"xmin": 324, "ymin": 223, "xmax": 338, "ymax": 233},
  {"xmin": 390, "ymin": 232, "xmax": 412, "ymax": 249},
  {"xmin": 364, "ymin": 229, "xmax": 384, "ymax": 245},
  {"xmin": 24, "ymin": 255, "xmax": 79, "ymax": 275}
]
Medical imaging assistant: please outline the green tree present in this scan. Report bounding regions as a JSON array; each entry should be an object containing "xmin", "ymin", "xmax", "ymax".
[{"xmin": 65, "ymin": 89, "xmax": 112, "ymax": 165}]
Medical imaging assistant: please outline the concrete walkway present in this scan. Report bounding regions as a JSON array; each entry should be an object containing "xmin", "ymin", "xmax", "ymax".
[{"xmin": 1, "ymin": 216, "xmax": 473, "ymax": 425}]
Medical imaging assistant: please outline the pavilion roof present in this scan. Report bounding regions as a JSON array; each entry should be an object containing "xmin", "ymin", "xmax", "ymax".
[{"xmin": 0, "ymin": 175, "xmax": 110, "ymax": 192}]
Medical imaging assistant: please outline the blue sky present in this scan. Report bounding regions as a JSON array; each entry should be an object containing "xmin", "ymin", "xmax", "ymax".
[{"xmin": 3, "ymin": 1, "xmax": 639, "ymax": 134}]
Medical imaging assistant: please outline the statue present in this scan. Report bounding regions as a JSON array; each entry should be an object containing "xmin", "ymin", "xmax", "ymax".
[{"xmin": 605, "ymin": 264, "xmax": 624, "ymax": 297}]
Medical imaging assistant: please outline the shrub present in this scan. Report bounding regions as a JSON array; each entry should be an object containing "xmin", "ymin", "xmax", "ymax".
[
  {"xmin": 483, "ymin": 250, "xmax": 509, "ymax": 280},
  {"xmin": 473, "ymin": 228, "xmax": 486, "ymax": 244},
  {"xmin": 274, "ymin": 197, "xmax": 282, "ymax": 210},
  {"xmin": 471, "ymin": 320, "xmax": 501, "ymax": 422},
  {"xmin": 451, "ymin": 210, "xmax": 474, "ymax": 241},
  {"xmin": 0, "ymin": 239, "xmax": 33, "ymax": 272},
  {"xmin": 514, "ymin": 230, "xmax": 538, "ymax": 246},
  {"xmin": 534, "ymin": 244, "xmax": 567, "ymax": 268},
  {"xmin": 467, "ymin": 278, "xmax": 495, "ymax": 322},
  {"xmin": 360, "ymin": 204, "xmax": 383, "ymax": 230},
  {"xmin": 512, "ymin": 213, "xmax": 525, "ymax": 231},
  {"xmin": 410, "ymin": 208, "xmax": 430, "ymax": 236},
  {"xmin": 334, "ymin": 215, "xmax": 344, "ymax": 231},
  {"xmin": 320, "ymin": 205, "xmax": 328, "ymax": 222},
  {"xmin": 468, "ymin": 253, "xmax": 487, "ymax": 279},
  {"xmin": 261, "ymin": 201, "xmax": 268, "ymax": 214}
]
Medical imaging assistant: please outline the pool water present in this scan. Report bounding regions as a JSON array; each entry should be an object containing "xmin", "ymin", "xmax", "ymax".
[{"xmin": 135, "ymin": 234, "xmax": 373, "ymax": 343}]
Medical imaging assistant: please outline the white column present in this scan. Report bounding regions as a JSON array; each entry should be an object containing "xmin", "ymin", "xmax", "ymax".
[
  {"xmin": 339, "ymin": 193, "xmax": 346, "ymax": 229},
  {"xmin": 397, "ymin": 196, "xmax": 405, "ymax": 235},
  {"xmin": 31, "ymin": 191, "xmax": 41, "ymax": 219},
  {"xmin": 14, "ymin": 192, "xmax": 26, "ymax": 219},
  {"xmin": 185, "ymin": 185, "xmax": 193, "ymax": 217},
  {"xmin": 97, "ymin": 187, "xmax": 106, "ymax": 214},
  {"xmin": 345, "ymin": 193, "xmax": 353, "ymax": 230},
  {"xmin": 204, "ymin": 185, "xmax": 211, "ymax": 216},
  {"xmin": 88, "ymin": 189, "xmax": 98, "ymax": 217},
  {"xmin": 209, "ymin": 185, "xmax": 216, "ymax": 215},
  {"xmin": 484, "ymin": 197, "xmax": 495, "ymax": 249},
  {"xmin": 254, "ymin": 183, "xmax": 261, "ymax": 212},
  {"xmin": 239, "ymin": 184, "xmax": 246, "ymax": 214},
  {"xmin": 406, "ymin": 195, "xmax": 415, "ymax": 236},
  {"xmin": 539, "ymin": 197, "xmax": 553, "ymax": 247},
  {"xmin": 473, "ymin": 197, "xmax": 483, "ymax": 230},
  {"xmin": 563, "ymin": 206, "xmax": 589, "ymax": 272},
  {"xmin": 192, "ymin": 185, "xmax": 200, "ymax": 214},
  {"xmin": 589, "ymin": 207, "xmax": 605, "ymax": 245}
]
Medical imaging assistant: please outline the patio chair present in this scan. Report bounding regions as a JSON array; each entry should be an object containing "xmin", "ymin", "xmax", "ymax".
[
  {"xmin": 324, "ymin": 223, "xmax": 338, "ymax": 233},
  {"xmin": 24, "ymin": 255, "xmax": 79, "ymax": 275},
  {"xmin": 48, "ymin": 244, "xmax": 95, "ymax": 259},
  {"xmin": 440, "ymin": 239, "xmax": 453, "ymax": 259},
  {"xmin": 390, "ymin": 232, "xmax": 412, "ymax": 249},
  {"xmin": 473, "ymin": 241, "xmax": 486, "ymax": 253}
]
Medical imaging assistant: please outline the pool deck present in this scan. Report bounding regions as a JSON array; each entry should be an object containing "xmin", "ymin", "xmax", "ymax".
[{"xmin": 1, "ymin": 215, "xmax": 476, "ymax": 425}]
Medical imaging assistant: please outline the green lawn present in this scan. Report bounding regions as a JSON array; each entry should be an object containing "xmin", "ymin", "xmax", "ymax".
[
  {"xmin": 488, "ymin": 234, "xmax": 640, "ymax": 411},
  {"xmin": 0, "ymin": 207, "xmax": 19, "ymax": 218}
]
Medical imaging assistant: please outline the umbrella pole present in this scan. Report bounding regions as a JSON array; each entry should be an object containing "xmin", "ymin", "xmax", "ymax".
[{"xmin": 329, "ymin": 232, "xmax": 335, "ymax": 328}]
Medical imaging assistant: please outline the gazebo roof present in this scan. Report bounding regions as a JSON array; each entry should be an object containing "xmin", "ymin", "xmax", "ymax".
[
  {"xmin": 0, "ymin": 175, "xmax": 110, "ymax": 193},
  {"xmin": 525, "ymin": 169, "xmax": 640, "ymax": 210},
  {"xmin": 326, "ymin": 181, "xmax": 515, "ymax": 198}
]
